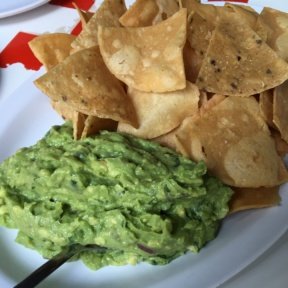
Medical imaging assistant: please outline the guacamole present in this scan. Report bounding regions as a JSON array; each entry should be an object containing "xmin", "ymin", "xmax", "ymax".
[{"xmin": 0, "ymin": 123, "xmax": 232, "ymax": 269}]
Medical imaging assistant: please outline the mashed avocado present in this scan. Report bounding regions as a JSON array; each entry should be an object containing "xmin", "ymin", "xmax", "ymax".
[{"xmin": 0, "ymin": 123, "xmax": 232, "ymax": 269}]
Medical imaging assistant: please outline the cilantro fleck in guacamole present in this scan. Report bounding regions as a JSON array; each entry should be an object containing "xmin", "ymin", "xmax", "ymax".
[{"xmin": 0, "ymin": 123, "xmax": 232, "ymax": 269}]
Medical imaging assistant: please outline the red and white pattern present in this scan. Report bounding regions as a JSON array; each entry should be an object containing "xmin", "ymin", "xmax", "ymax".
[
  {"xmin": 0, "ymin": 0, "xmax": 94, "ymax": 71},
  {"xmin": 0, "ymin": 0, "xmax": 96, "ymax": 99}
]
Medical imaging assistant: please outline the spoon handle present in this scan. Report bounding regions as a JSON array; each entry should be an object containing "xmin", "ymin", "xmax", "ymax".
[
  {"xmin": 14, "ymin": 251, "xmax": 74, "ymax": 288},
  {"xmin": 13, "ymin": 244, "xmax": 106, "ymax": 288}
]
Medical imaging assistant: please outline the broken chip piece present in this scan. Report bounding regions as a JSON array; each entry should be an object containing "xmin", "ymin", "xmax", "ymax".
[
  {"xmin": 229, "ymin": 186, "xmax": 281, "ymax": 213},
  {"xmin": 119, "ymin": 0, "xmax": 179, "ymax": 27},
  {"xmin": 29, "ymin": 33, "xmax": 76, "ymax": 70},
  {"xmin": 71, "ymin": 0, "xmax": 126, "ymax": 52}
]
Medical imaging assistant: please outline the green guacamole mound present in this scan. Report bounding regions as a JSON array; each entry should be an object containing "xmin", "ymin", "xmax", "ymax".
[{"xmin": 0, "ymin": 123, "xmax": 233, "ymax": 270}]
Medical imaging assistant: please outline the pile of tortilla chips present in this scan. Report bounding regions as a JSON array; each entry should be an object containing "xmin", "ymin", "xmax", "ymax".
[{"xmin": 30, "ymin": 0, "xmax": 288, "ymax": 214}]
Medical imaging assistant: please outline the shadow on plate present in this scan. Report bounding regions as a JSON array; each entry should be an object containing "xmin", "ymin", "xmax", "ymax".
[{"xmin": 0, "ymin": 230, "xmax": 195, "ymax": 288}]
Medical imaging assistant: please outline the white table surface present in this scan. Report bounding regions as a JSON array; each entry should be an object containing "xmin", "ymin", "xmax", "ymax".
[{"xmin": 0, "ymin": 1, "xmax": 287, "ymax": 288}]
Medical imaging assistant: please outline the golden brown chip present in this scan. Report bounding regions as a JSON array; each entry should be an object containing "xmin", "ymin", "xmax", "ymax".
[
  {"xmin": 259, "ymin": 89, "xmax": 275, "ymax": 128},
  {"xmin": 50, "ymin": 100, "xmax": 75, "ymax": 121},
  {"xmin": 187, "ymin": 11, "xmax": 214, "ymax": 56},
  {"xmin": 152, "ymin": 126, "xmax": 179, "ymax": 151},
  {"xmin": 98, "ymin": 8, "xmax": 187, "ymax": 93},
  {"xmin": 117, "ymin": 81, "xmax": 199, "ymax": 139},
  {"xmin": 196, "ymin": 10, "xmax": 288, "ymax": 96},
  {"xmin": 73, "ymin": 111, "xmax": 87, "ymax": 140},
  {"xmin": 226, "ymin": 4, "xmax": 269, "ymax": 40},
  {"xmin": 120, "ymin": 0, "xmax": 158, "ymax": 27},
  {"xmin": 271, "ymin": 129, "xmax": 288, "ymax": 157},
  {"xmin": 254, "ymin": 16, "xmax": 269, "ymax": 42},
  {"xmin": 152, "ymin": 0, "xmax": 179, "ymax": 24},
  {"xmin": 258, "ymin": 7, "xmax": 288, "ymax": 61},
  {"xmin": 198, "ymin": 90, "xmax": 209, "ymax": 108},
  {"xmin": 29, "ymin": 33, "xmax": 76, "ymax": 70},
  {"xmin": 273, "ymin": 80, "xmax": 288, "ymax": 143},
  {"xmin": 186, "ymin": 2, "xmax": 258, "ymax": 63},
  {"xmin": 121, "ymin": 0, "xmax": 158, "ymax": 27},
  {"xmin": 224, "ymin": 3, "xmax": 258, "ymax": 29},
  {"xmin": 186, "ymin": 12, "xmax": 215, "ymax": 82},
  {"xmin": 229, "ymin": 186, "xmax": 281, "ymax": 214},
  {"xmin": 183, "ymin": 41, "xmax": 199, "ymax": 83},
  {"xmin": 34, "ymin": 46, "xmax": 137, "ymax": 127},
  {"xmin": 81, "ymin": 116, "xmax": 117, "ymax": 139},
  {"xmin": 199, "ymin": 94, "xmax": 226, "ymax": 116},
  {"xmin": 71, "ymin": 0, "xmax": 126, "ymax": 52},
  {"xmin": 182, "ymin": 0, "xmax": 220, "ymax": 23},
  {"xmin": 72, "ymin": 2, "xmax": 94, "ymax": 26},
  {"xmin": 175, "ymin": 96, "xmax": 288, "ymax": 187},
  {"xmin": 29, "ymin": 33, "xmax": 81, "ymax": 124},
  {"xmin": 52, "ymin": 101, "xmax": 116, "ymax": 140},
  {"xmin": 119, "ymin": 0, "xmax": 179, "ymax": 27}
]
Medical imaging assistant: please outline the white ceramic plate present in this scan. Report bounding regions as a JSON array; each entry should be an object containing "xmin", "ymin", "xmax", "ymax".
[
  {"xmin": 0, "ymin": 72, "xmax": 288, "ymax": 288},
  {"xmin": 0, "ymin": 0, "xmax": 49, "ymax": 19},
  {"xmin": 1, "ymin": 0, "xmax": 288, "ymax": 286}
]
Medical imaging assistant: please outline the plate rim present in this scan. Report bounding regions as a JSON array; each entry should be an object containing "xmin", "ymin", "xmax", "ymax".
[
  {"xmin": 0, "ymin": 0, "xmax": 50, "ymax": 19},
  {"xmin": 0, "ymin": 72, "xmax": 288, "ymax": 288}
]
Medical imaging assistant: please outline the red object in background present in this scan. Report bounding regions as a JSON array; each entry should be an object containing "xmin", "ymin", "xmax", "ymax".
[
  {"xmin": 71, "ymin": 21, "xmax": 83, "ymax": 36},
  {"xmin": 0, "ymin": 32, "xmax": 42, "ymax": 70},
  {"xmin": 207, "ymin": 0, "xmax": 249, "ymax": 3},
  {"xmin": 50, "ymin": 0, "xmax": 94, "ymax": 10},
  {"xmin": 0, "ymin": 0, "xmax": 95, "ymax": 70}
]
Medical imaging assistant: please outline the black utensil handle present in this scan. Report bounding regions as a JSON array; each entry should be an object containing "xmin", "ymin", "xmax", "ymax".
[{"xmin": 14, "ymin": 253, "xmax": 72, "ymax": 288}]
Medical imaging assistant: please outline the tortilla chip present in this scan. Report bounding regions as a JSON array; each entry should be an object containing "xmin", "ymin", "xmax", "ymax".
[
  {"xmin": 152, "ymin": 125, "xmax": 181, "ymax": 151},
  {"xmin": 224, "ymin": 3, "xmax": 258, "ymax": 29},
  {"xmin": 29, "ymin": 33, "xmax": 84, "ymax": 126},
  {"xmin": 259, "ymin": 89, "xmax": 275, "ymax": 128},
  {"xmin": 29, "ymin": 33, "xmax": 76, "ymax": 70},
  {"xmin": 183, "ymin": 41, "xmax": 199, "ymax": 83},
  {"xmin": 120, "ymin": 0, "xmax": 158, "ymax": 27},
  {"xmin": 196, "ymin": 10, "xmax": 288, "ymax": 96},
  {"xmin": 229, "ymin": 186, "xmax": 281, "ymax": 214},
  {"xmin": 72, "ymin": 2, "xmax": 94, "ymax": 26},
  {"xmin": 50, "ymin": 100, "xmax": 75, "ymax": 120},
  {"xmin": 52, "ymin": 101, "xmax": 117, "ymax": 140},
  {"xmin": 73, "ymin": 111, "xmax": 87, "ymax": 140},
  {"xmin": 152, "ymin": 0, "xmax": 179, "ymax": 24},
  {"xmin": 271, "ymin": 129, "xmax": 288, "ymax": 157},
  {"xmin": 199, "ymin": 94, "xmax": 226, "ymax": 116},
  {"xmin": 117, "ymin": 81, "xmax": 199, "ymax": 139},
  {"xmin": 273, "ymin": 80, "xmax": 288, "ymax": 143},
  {"xmin": 175, "ymin": 96, "xmax": 288, "ymax": 187},
  {"xmin": 198, "ymin": 90, "xmax": 209, "ymax": 108},
  {"xmin": 258, "ymin": 7, "xmax": 288, "ymax": 61},
  {"xmin": 34, "ymin": 46, "xmax": 137, "ymax": 127},
  {"xmin": 98, "ymin": 8, "xmax": 187, "ymax": 93},
  {"xmin": 186, "ymin": 2, "xmax": 258, "ymax": 48},
  {"xmin": 187, "ymin": 12, "xmax": 214, "ymax": 56},
  {"xmin": 254, "ymin": 16, "xmax": 269, "ymax": 42},
  {"xmin": 182, "ymin": 0, "xmax": 219, "ymax": 23},
  {"xmin": 186, "ymin": 12, "xmax": 215, "ymax": 82},
  {"xmin": 81, "ymin": 116, "xmax": 117, "ymax": 139},
  {"xmin": 71, "ymin": 0, "xmax": 126, "ymax": 52},
  {"xmin": 119, "ymin": 0, "xmax": 179, "ymax": 27}
]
